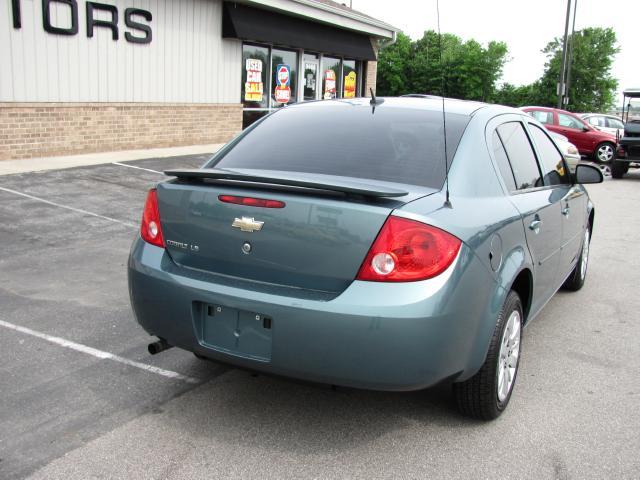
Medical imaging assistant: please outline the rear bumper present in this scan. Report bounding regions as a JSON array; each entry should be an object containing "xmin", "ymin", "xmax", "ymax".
[{"xmin": 128, "ymin": 238, "xmax": 499, "ymax": 391}]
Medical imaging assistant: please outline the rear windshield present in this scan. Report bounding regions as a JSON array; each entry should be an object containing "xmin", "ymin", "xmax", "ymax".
[{"xmin": 210, "ymin": 103, "xmax": 471, "ymax": 189}]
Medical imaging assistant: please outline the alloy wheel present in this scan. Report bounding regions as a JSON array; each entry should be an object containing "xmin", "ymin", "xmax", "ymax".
[
  {"xmin": 597, "ymin": 163, "xmax": 612, "ymax": 177},
  {"xmin": 597, "ymin": 144, "xmax": 614, "ymax": 163},
  {"xmin": 580, "ymin": 228, "xmax": 590, "ymax": 280},
  {"xmin": 497, "ymin": 310, "xmax": 521, "ymax": 403}
]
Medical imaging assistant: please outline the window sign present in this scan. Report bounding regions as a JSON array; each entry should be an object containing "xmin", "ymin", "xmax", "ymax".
[
  {"xmin": 274, "ymin": 64, "xmax": 291, "ymax": 104},
  {"xmin": 343, "ymin": 59, "xmax": 357, "ymax": 98},
  {"xmin": 271, "ymin": 48, "xmax": 297, "ymax": 108},
  {"xmin": 322, "ymin": 56, "xmax": 341, "ymax": 100},
  {"xmin": 323, "ymin": 70, "xmax": 336, "ymax": 99},
  {"xmin": 245, "ymin": 58, "xmax": 264, "ymax": 102},
  {"xmin": 344, "ymin": 71, "xmax": 356, "ymax": 98},
  {"xmin": 305, "ymin": 64, "xmax": 316, "ymax": 88}
]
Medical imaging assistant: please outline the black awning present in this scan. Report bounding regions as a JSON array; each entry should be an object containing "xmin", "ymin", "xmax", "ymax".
[{"xmin": 222, "ymin": 2, "xmax": 377, "ymax": 60}]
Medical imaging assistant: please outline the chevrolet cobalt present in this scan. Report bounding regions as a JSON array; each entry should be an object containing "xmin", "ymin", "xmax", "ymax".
[{"xmin": 128, "ymin": 97, "xmax": 603, "ymax": 419}]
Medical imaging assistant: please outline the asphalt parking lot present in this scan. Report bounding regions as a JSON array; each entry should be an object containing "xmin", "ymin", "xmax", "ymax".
[{"xmin": 1, "ymin": 157, "xmax": 639, "ymax": 480}]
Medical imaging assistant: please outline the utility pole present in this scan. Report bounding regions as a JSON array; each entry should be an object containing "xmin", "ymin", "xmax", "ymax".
[
  {"xmin": 564, "ymin": 0, "xmax": 578, "ymax": 109},
  {"xmin": 557, "ymin": 0, "xmax": 573, "ymax": 108}
]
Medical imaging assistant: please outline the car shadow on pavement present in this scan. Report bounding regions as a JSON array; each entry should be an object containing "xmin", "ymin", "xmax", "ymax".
[{"xmin": 151, "ymin": 365, "xmax": 483, "ymax": 456}]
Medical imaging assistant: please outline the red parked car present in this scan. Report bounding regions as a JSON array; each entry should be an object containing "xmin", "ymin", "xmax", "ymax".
[{"xmin": 522, "ymin": 107, "xmax": 617, "ymax": 164}]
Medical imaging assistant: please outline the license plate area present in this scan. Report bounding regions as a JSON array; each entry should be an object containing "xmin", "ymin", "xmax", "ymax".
[{"xmin": 197, "ymin": 303, "xmax": 272, "ymax": 362}]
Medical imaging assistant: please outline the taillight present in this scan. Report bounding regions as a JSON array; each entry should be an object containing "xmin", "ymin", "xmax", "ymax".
[
  {"xmin": 356, "ymin": 216, "xmax": 461, "ymax": 282},
  {"xmin": 219, "ymin": 195, "xmax": 285, "ymax": 208},
  {"xmin": 141, "ymin": 189, "xmax": 165, "ymax": 248}
]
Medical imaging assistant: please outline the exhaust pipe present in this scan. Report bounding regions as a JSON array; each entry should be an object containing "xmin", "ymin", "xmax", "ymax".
[{"xmin": 148, "ymin": 338, "xmax": 172, "ymax": 355}]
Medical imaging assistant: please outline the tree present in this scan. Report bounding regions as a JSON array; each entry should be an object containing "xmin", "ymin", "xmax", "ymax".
[
  {"xmin": 376, "ymin": 31, "xmax": 508, "ymax": 102},
  {"xmin": 537, "ymin": 27, "xmax": 619, "ymax": 112},
  {"xmin": 378, "ymin": 27, "xmax": 619, "ymax": 113},
  {"xmin": 492, "ymin": 27, "xmax": 619, "ymax": 110},
  {"xmin": 376, "ymin": 32, "xmax": 413, "ymax": 96}
]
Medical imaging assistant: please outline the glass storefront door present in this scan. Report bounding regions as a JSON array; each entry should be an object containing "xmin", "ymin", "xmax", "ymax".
[{"xmin": 303, "ymin": 53, "xmax": 319, "ymax": 101}]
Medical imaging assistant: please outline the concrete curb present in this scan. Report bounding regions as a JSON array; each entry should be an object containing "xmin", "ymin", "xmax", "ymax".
[{"xmin": 0, "ymin": 144, "xmax": 223, "ymax": 176}]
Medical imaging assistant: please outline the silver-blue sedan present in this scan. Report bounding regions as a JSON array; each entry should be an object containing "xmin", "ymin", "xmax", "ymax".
[{"xmin": 128, "ymin": 97, "xmax": 603, "ymax": 420}]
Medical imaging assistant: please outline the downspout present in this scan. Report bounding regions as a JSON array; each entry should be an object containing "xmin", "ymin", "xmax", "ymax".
[{"xmin": 378, "ymin": 30, "xmax": 397, "ymax": 50}]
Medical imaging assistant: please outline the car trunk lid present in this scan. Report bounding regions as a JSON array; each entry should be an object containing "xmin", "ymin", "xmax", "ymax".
[{"xmin": 156, "ymin": 174, "xmax": 433, "ymax": 293}]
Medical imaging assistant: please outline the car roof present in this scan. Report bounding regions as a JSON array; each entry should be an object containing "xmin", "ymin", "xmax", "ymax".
[
  {"xmin": 581, "ymin": 113, "xmax": 621, "ymax": 119},
  {"xmin": 521, "ymin": 106, "xmax": 581, "ymax": 116},
  {"xmin": 290, "ymin": 96, "xmax": 492, "ymax": 117}
]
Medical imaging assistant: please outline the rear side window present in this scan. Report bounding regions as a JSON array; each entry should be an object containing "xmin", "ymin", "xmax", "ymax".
[
  {"xmin": 210, "ymin": 104, "xmax": 471, "ymax": 189},
  {"xmin": 587, "ymin": 116, "xmax": 603, "ymax": 127},
  {"xmin": 528, "ymin": 124, "xmax": 570, "ymax": 186},
  {"xmin": 528, "ymin": 110, "xmax": 553, "ymax": 125},
  {"xmin": 496, "ymin": 122, "xmax": 542, "ymax": 190},
  {"xmin": 492, "ymin": 131, "xmax": 516, "ymax": 191}
]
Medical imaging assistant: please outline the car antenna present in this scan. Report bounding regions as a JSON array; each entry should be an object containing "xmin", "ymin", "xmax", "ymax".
[
  {"xmin": 437, "ymin": 0, "xmax": 452, "ymax": 208},
  {"xmin": 370, "ymin": 87, "xmax": 383, "ymax": 113}
]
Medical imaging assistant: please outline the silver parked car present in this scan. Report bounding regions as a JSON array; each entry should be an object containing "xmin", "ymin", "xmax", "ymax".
[
  {"xmin": 549, "ymin": 131, "xmax": 581, "ymax": 171},
  {"xmin": 581, "ymin": 113, "xmax": 625, "ymax": 138}
]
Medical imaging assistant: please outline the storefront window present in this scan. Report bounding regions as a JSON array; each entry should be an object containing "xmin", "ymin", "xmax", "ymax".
[
  {"xmin": 342, "ymin": 59, "xmax": 357, "ymax": 98},
  {"xmin": 303, "ymin": 53, "xmax": 319, "ymax": 101},
  {"xmin": 242, "ymin": 44, "xmax": 269, "ymax": 109},
  {"xmin": 270, "ymin": 48, "xmax": 298, "ymax": 108},
  {"xmin": 242, "ymin": 43, "xmax": 364, "ymax": 127},
  {"xmin": 321, "ymin": 56, "xmax": 342, "ymax": 100}
]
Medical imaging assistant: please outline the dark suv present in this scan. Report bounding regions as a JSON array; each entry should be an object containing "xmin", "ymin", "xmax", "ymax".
[{"xmin": 613, "ymin": 88, "xmax": 640, "ymax": 179}]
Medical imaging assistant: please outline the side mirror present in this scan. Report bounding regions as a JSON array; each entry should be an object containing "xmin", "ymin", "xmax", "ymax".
[
  {"xmin": 582, "ymin": 126, "xmax": 590, "ymax": 132},
  {"xmin": 574, "ymin": 164, "xmax": 603, "ymax": 184}
]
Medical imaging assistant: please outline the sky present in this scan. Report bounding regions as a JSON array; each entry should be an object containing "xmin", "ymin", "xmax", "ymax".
[{"xmin": 352, "ymin": 0, "xmax": 639, "ymax": 106}]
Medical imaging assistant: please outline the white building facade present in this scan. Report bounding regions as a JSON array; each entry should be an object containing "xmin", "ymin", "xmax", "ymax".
[{"xmin": 0, "ymin": 0, "xmax": 396, "ymax": 160}]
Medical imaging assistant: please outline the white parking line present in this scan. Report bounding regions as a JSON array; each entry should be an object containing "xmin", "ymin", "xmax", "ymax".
[
  {"xmin": 0, "ymin": 186, "xmax": 138, "ymax": 229},
  {"xmin": 0, "ymin": 319, "xmax": 200, "ymax": 384},
  {"xmin": 112, "ymin": 162, "xmax": 164, "ymax": 175}
]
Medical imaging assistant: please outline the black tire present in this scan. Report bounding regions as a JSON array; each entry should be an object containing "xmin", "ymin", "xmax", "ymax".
[
  {"xmin": 453, "ymin": 290, "xmax": 523, "ymax": 420},
  {"xmin": 611, "ymin": 160, "xmax": 628, "ymax": 179},
  {"xmin": 594, "ymin": 142, "xmax": 615, "ymax": 163},
  {"xmin": 562, "ymin": 225, "xmax": 590, "ymax": 291}
]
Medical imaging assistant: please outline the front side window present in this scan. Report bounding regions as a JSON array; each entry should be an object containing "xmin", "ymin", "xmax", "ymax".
[
  {"xmin": 558, "ymin": 113, "xmax": 585, "ymax": 130},
  {"xmin": 529, "ymin": 124, "xmax": 570, "ymax": 186},
  {"xmin": 496, "ymin": 122, "xmax": 542, "ymax": 190},
  {"xmin": 606, "ymin": 117, "xmax": 624, "ymax": 129}
]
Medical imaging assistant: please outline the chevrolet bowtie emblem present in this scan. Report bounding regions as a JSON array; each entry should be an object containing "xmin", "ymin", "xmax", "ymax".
[{"xmin": 232, "ymin": 217, "xmax": 264, "ymax": 233}]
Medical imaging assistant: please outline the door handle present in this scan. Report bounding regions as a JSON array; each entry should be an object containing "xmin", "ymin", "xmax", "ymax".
[
  {"xmin": 562, "ymin": 206, "xmax": 570, "ymax": 216},
  {"xmin": 529, "ymin": 219, "xmax": 542, "ymax": 233}
]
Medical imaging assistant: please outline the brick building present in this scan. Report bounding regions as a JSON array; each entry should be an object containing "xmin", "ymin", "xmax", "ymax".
[{"xmin": 0, "ymin": 0, "xmax": 397, "ymax": 160}]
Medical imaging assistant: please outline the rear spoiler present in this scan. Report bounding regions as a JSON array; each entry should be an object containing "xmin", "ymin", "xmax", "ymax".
[{"xmin": 164, "ymin": 168, "xmax": 409, "ymax": 198}]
